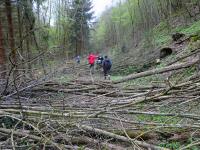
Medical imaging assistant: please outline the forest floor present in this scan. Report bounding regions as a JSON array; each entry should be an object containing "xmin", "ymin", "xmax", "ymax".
[{"xmin": 1, "ymin": 54, "xmax": 200, "ymax": 149}]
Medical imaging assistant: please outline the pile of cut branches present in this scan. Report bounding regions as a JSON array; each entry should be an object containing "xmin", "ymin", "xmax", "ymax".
[{"xmin": 0, "ymin": 50, "xmax": 200, "ymax": 149}]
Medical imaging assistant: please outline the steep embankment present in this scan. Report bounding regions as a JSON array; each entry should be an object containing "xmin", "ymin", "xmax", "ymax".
[{"xmin": 112, "ymin": 16, "xmax": 200, "ymax": 77}]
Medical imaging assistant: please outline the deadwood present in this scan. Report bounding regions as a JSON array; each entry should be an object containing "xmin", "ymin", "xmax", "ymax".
[
  {"xmin": 113, "ymin": 60, "xmax": 198, "ymax": 84},
  {"xmin": 78, "ymin": 125, "xmax": 170, "ymax": 150}
]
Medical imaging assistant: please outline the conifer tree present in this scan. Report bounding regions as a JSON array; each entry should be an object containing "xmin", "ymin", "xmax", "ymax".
[{"xmin": 70, "ymin": 0, "xmax": 93, "ymax": 55}]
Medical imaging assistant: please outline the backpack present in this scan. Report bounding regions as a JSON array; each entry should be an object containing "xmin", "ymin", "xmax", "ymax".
[{"xmin": 103, "ymin": 59, "xmax": 112, "ymax": 69}]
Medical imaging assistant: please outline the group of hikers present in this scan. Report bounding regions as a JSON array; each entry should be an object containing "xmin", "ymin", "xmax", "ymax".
[{"xmin": 75, "ymin": 53, "xmax": 112, "ymax": 80}]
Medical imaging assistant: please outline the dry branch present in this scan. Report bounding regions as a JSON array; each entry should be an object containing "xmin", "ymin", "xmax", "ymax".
[{"xmin": 78, "ymin": 125, "xmax": 169, "ymax": 150}]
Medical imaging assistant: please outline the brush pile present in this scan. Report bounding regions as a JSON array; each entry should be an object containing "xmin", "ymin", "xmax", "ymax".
[{"xmin": 0, "ymin": 49, "xmax": 200, "ymax": 149}]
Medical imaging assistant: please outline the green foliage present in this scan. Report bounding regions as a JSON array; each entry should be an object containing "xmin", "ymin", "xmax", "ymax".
[
  {"xmin": 48, "ymin": 27, "xmax": 58, "ymax": 46},
  {"xmin": 151, "ymin": 19, "xmax": 200, "ymax": 48},
  {"xmin": 152, "ymin": 22, "xmax": 171, "ymax": 46},
  {"xmin": 181, "ymin": 20, "xmax": 200, "ymax": 35},
  {"xmin": 91, "ymin": 0, "xmax": 200, "ymax": 62},
  {"xmin": 160, "ymin": 141, "xmax": 200, "ymax": 150},
  {"xmin": 69, "ymin": 0, "xmax": 93, "ymax": 55},
  {"xmin": 0, "ymin": 117, "xmax": 18, "ymax": 128},
  {"xmin": 159, "ymin": 141, "xmax": 181, "ymax": 149},
  {"xmin": 191, "ymin": 35, "xmax": 200, "ymax": 42},
  {"xmin": 91, "ymin": 0, "xmax": 189, "ymax": 50}
]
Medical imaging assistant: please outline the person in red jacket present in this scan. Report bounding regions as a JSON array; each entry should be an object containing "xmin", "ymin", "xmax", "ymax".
[{"xmin": 88, "ymin": 53, "xmax": 97, "ymax": 74}]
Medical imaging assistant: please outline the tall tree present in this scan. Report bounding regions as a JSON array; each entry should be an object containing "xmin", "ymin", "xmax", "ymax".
[
  {"xmin": 5, "ymin": 0, "xmax": 16, "ymax": 64},
  {"xmin": 0, "ymin": 17, "xmax": 6, "ymax": 79},
  {"xmin": 70, "ymin": 0, "xmax": 93, "ymax": 55}
]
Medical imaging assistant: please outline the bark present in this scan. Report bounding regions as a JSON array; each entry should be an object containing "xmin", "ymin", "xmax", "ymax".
[
  {"xmin": 25, "ymin": 20, "xmax": 32, "ymax": 77},
  {"xmin": 5, "ymin": 0, "xmax": 16, "ymax": 64},
  {"xmin": 63, "ymin": 136, "xmax": 125, "ymax": 150},
  {"xmin": 17, "ymin": 0, "xmax": 25, "ymax": 75},
  {"xmin": 0, "ymin": 16, "xmax": 6, "ymax": 79},
  {"xmin": 114, "ymin": 60, "xmax": 198, "ymax": 84}
]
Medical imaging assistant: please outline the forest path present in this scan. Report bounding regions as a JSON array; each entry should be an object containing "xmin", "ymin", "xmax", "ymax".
[{"xmin": 1, "ymin": 61, "xmax": 120, "ymax": 110}]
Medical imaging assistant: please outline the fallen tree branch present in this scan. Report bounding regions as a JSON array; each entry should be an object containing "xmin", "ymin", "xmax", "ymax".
[
  {"xmin": 78, "ymin": 124, "xmax": 169, "ymax": 150},
  {"xmin": 112, "ymin": 110, "xmax": 200, "ymax": 120},
  {"xmin": 113, "ymin": 60, "xmax": 198, "ymax": 84},
  {"xmin": 167, "ymin": 48, "xmax": 200, "ymax": 66}
]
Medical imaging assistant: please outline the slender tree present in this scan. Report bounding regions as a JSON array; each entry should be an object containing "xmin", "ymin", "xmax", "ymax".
[
  {"xmin": 5, "ymin": 0, "xmax": 16, "ymax": 64},
  {"xmin": 0, "ymin": 17, "xmax": 6, "ymax": 79}
]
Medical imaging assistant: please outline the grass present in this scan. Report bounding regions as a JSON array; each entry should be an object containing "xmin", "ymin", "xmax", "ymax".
[
  {"xmin": 54, "ymin": 75, "xmax": 73, "ymax": 83},
  {"xmin": 112, "ymin": 65, "xmax": 142, "ymax": 76},
  {"xmin": 111, "ymin": 75, "xmax": 123, "ymax": 81},
  {"xmin": 113, "ymin": 15, "xmax": 200, "ymax": 87},
  {"xmin": 152, "ymin": 22, "xmax": 172, "ymax": 47},
  {"xmin": 126, "ymin": 75, "xmax": 164, "ymax": 86},
  {"xmin": 112, "ymin": 63, "xmax": 155, "ymax": 77},
  {"xmin": 159, "ymin": 141, "xmax": 200, "ymax": 150},
  {"xmin": 111, "ymin": 73, "xmax": 164, "ymax": 88},
  {"xmin": 136, "ymin": 114, "xmax": 181, "ymax": 125},
  {"xmin": 180, "ymin": 20, "xmax": 200, "ymax": 36},
  {"xmin": 152, "ymin": 19, "xmax": 200, "ymax": 47},
  {"xmin": 111, "ymin": 74, "xmax": 164, "ymax": 87}
]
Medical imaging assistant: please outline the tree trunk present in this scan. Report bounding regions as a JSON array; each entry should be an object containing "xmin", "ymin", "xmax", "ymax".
[
  {"xmin": 0, "ymin": 17, "xmax": 6, "ymax": 79},
  {"xmin": 5, "ymin": 0, "xmax": 16, "ymax": 64},
  {"xmin": 17, "ymin": 0, "xmax": 25, "ymax": 75},
  {"xmin": 114, "ymin": 60, "xmax": 198, "ymax": 84}
]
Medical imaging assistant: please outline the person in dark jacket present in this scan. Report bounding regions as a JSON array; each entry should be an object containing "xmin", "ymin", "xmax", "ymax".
[
  {"xmin": 75, "ymin": 55, "xmax": 80, "ymax": 64},
  {"xmin": 103, "ymin": 56, "xmax": 112, "ymax": 80}
]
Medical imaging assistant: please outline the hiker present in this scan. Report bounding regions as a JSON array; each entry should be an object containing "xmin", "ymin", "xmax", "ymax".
[
  {"xmin": 75, "ymin": 55, "xmax": 80, "ymax": 64},
  {"xmin": 96, "ymin": 55, "xmax": 104, "ymax": 70},
  {"xmin": 103, "ymin": 56, "xmax": 112, "ymax": 80},
  {"xmin": 88, "ymin": 52, "xmax": 97, "ymax": 74}
]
